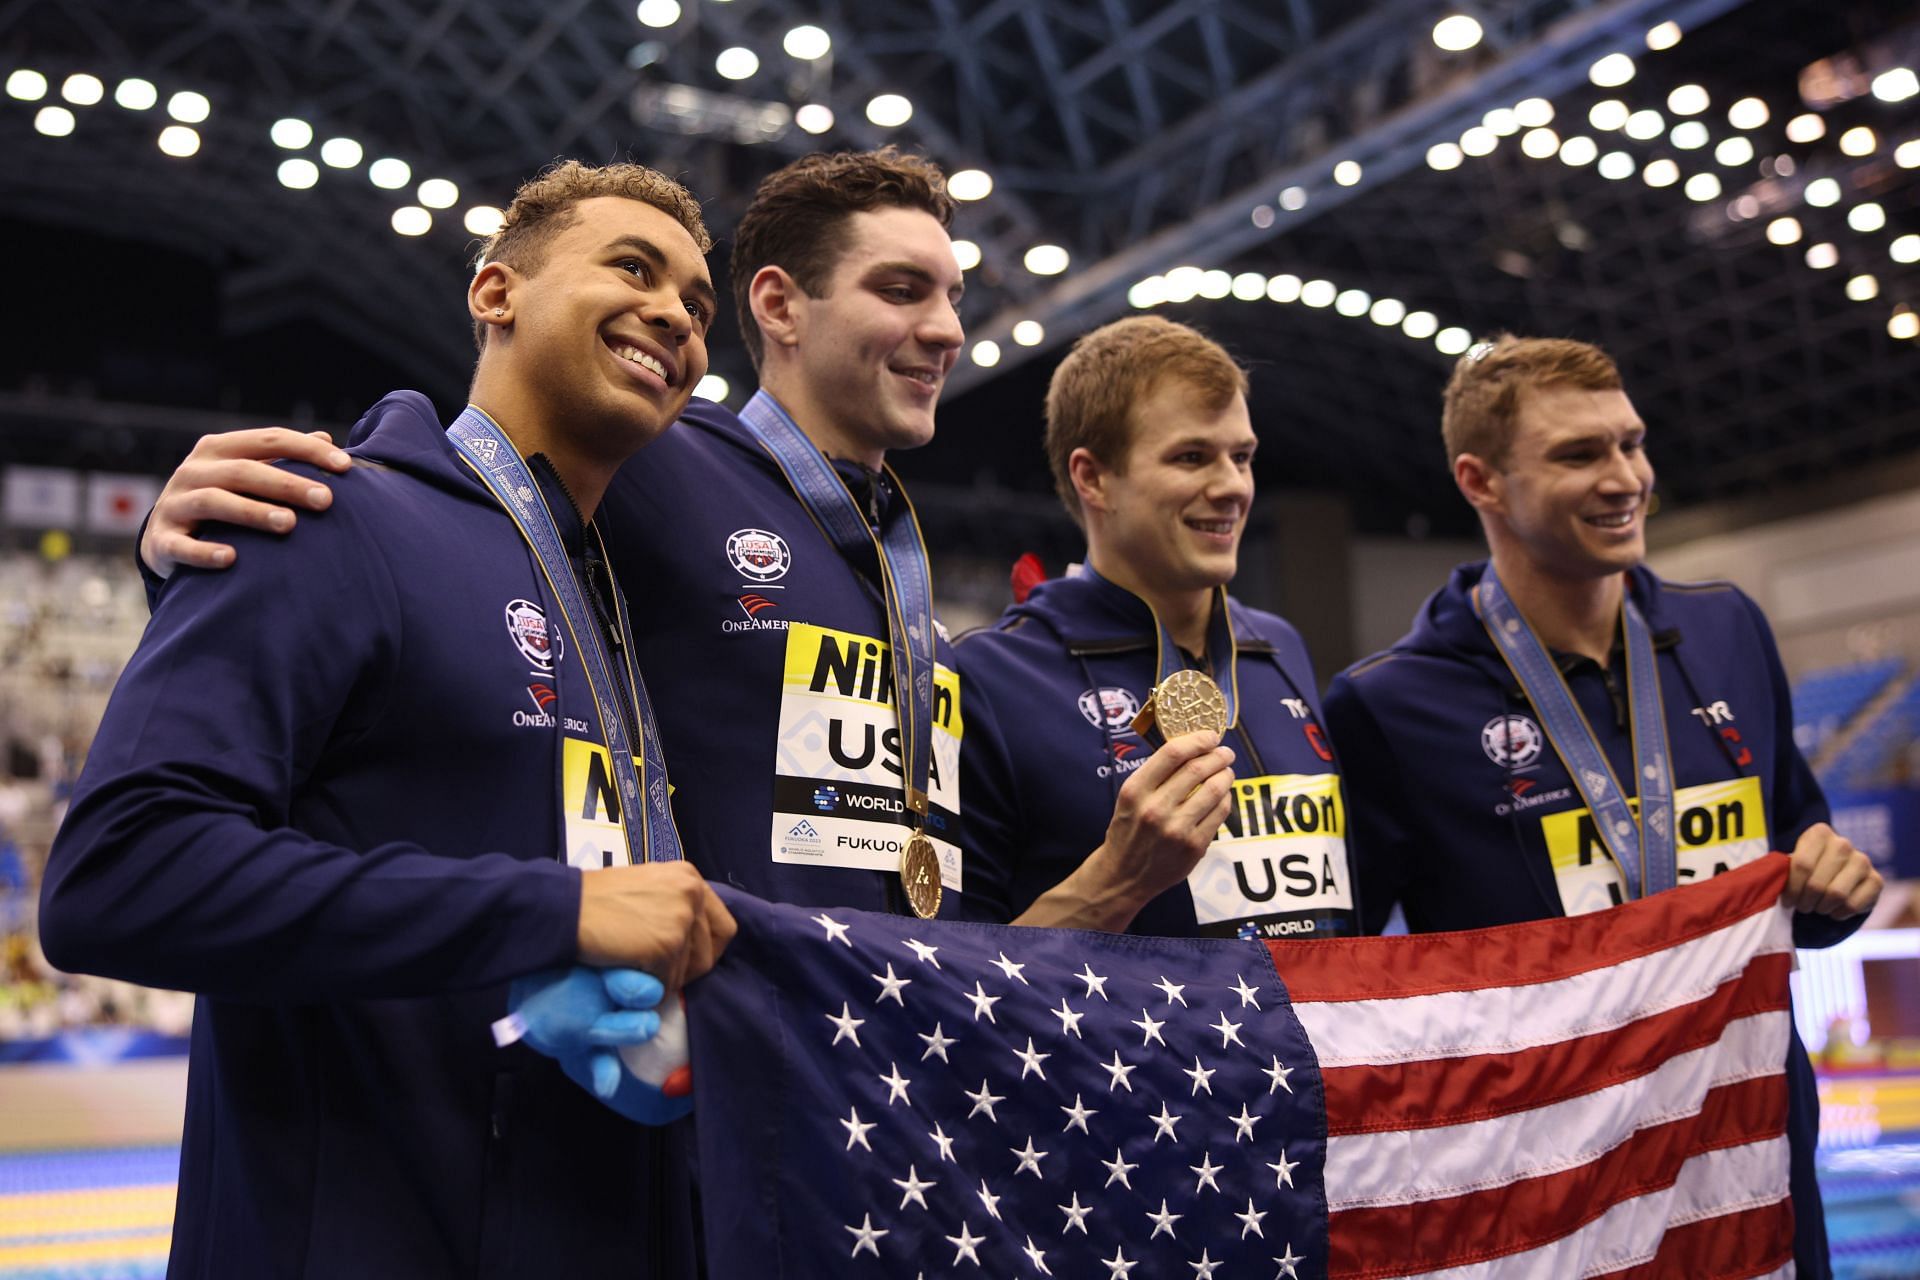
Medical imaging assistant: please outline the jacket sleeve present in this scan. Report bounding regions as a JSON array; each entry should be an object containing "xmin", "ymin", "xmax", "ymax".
[
  {"xmin": 1321, "ymin": 670, "xmax": 1418, "ymax": 936},
  {"xmin": 41, "ymin": 480, "xmax": 581, "ymax": 1001},
  {"xmin": 1736, "ymin": 592, "xmax": 1859, "ymax": 950},
  {"xmin": 951, "ymin": 641, "xmax": 1020, "ymax": 924}
]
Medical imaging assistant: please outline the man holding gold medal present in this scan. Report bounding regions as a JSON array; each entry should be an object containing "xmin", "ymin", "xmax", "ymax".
[
  {"xmin": 1322, "ymin": 334, "xmax": 1881, "ymax": 1279},
  {"xmin": 960, "ymin": 316, "xmax": 1359, "ymax": 940},
  {"xmin": 41, "ymin": 162, "xmax": 735, "ymax": 1275}
]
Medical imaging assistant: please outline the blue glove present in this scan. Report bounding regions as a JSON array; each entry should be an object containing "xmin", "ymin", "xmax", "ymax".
[{"xmin": 501, "ymin": 966, "xmax": 692, "ymax": 1125}]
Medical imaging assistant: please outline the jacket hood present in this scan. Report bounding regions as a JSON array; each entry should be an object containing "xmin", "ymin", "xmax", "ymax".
[
  {"xmin": 342, "ymin": 391, "xmax": 494, "ymax": 505},
  {"xmin": 1400, "ymin": 559, "xmax": 1673, "ymax": 676}
]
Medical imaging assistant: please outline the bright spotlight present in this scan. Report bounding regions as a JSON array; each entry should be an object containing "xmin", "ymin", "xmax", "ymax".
[
  {"xmin": 60, "ymin": 73, "xmax": 103, "ymax": 106},
  {"xmin": 1278, "ymin": 186, "xmax": 1307, "ymax": 210},
  {"xmin": 1642, "ymin": 158, "xmax": 1679, "ymax": 187},
  {"xmin": 271, "ymin": 118, "xmax": 313, "ymax": 149},
  {"xmin": 1783, "ymin": 112, "xmax": 1823, "ymax": 143},
  {"xmin": 636, "ymin": 0, "xmax": 681, "ymax": 27},
  {"xmin": 156, "ymin": 124, "xmax": 200, "ymax": 156},
  {"xmin": 1871, "ymin": 68, "xmax": 1918, "ymax": 103},
  {"xmin": 1624, "ymin": 109, "xmax": 1664, "ymax": 141},
  {"xmin": 970, "ymin": 340, "xmax": 1001, "ymax": 368},
  {"xmin": 1334, "ymin": 288, "xmax": 1371, "ymax": 317},
  {"xmin": 464, "ymin": 206, "xmax": 505, "ymax": 236},
  {"xmin": 694, "ymin": 374, "xmax": 730, "ymax": 402},
  {"xmin": 1683, "ymin": 172, "xmax": 1721, "ymax": 201},
  {"xmin": 1514, "ymin": 98, "xmax": 1554, "ymax": 128},
  {"xmin": 1588, "ymin": 99, "xmax": 1629, "ymax": 131},
  {"xmin": 391, "ymin": 206, "xmax": 432, "ymax": 237},
  {"xmin": 1890, "ymin": 309, "xmax": 1919, "ymax": 341},
  {"xmin": 166, "ymin": 90, "xmax": 210, "ymax": 123},
  {"xmin": 1023, "ymin": 244, "xmax": 1069, "ymax": 276},
  {"xmin": 1669, "ymin": 121, "xmax": 1709, "ymax": 150},
  {"xmin": 1401, "ymin": 310, "xmax": 1438, "ymax": 339},
  {"xmin": 1897, "ymin": 139, "xmax": 1920, "ymax": 169},
  {"xmin": 715, "ymin": 47, "xmax": 759, "ymax": 80},
  {"xmin": 1197, "ymin": 269, "xmax": 1233, "ymax": 299},
  {"xmin": 948, "ymin": 169, "xmax": 993, "ymax": 201},
  {"xmin": 1892, "ymin": 234, "xmax": 1920, "ymax": 264},
  {"xmin": 1460, "ymin": 126, "xmax": 1497, "ymax": 157},
  {"xmin": 1726, "ymin": 98, "xmax": 1770, "ymax": 130},
  {"xmin": 320, "ymin": 137, "xmax": 363, "ymax": 168},
  {"xmin": 1667, "ymin": 85, "xmax": 1709, "ymax": 116},
  {"xmin": 1369, "ymin": 297, "xmax": 1406, "ymax": 326},
  {"xmin": 1431, "ymin": 14, "xmax": 1482, "ymax": 51},
  {"xmin": 6, "ymin": 69, "xmax": 47, "ymax": 101},
  {"xmin": 33, "ymin": 105, "xmax": 74, "ymax": 136},
  {"xmin": 1012, "ymin": 320, "xmax": 1045, "ymax": 346},
  {"xmin": 1844, "ymin": 273, "xmax": 1877, "ymax": 302},
  {"xmin": 1714, "ymin": 136, "xmax": 1754, "ymax": 167},
  {"xmin": 1838, "ymin": 126, "xmax": 1876, "ymax": 157},
  {"xmin": 1803, "ymin": 242, "xmax": 1838, "ymax": 269},
  {"xmin": 368, "ymin": 158, "xmax": 411, "ymax": 189},
  {"xmin": 1559, "ymin": 136, "xmax": 1598, "ymax": 166},
  {"xmin": 1804, "ymin": 178, "xmax": 1841, "ymax": 208},
  {"xmin": 114, "ymin": 78, "xmax": 157, "ymax": 110},
  {"xmin": 277, "ymin": 158, "xmax": 319, "ymax": 189},
  {"xmin": 1230, "ymin": 272, "xmax": 1267, "ymax": 301},
  {"xmin": 866, "ymin": 94, "xmax": 912, "ymax": 127},
  {"xmin": 1266, "ymin": 274, "xmax": 1302, "ymax": 303},
  {"xmin": 795, "ymin": 104, "xmax": 834, "ymax": 134},
  {"xmin": 783, "ymin": 25, "xmax": 831, "ymax": 60},
  {"xmin": 1520, "ymin": 128, "xmax": 1559, "ymax": 159},
  {"xmin": 1333, "ymin": 160, "xmax": 1362, "ymax": 186},
  {"xmin": 951, "ymin": 239, "xmax": 981, "ymax": 271},
  {"xmin": 1435, "ymin": 326, "xmax": 1472, "ymax": 355},
  {"xmin": 1427, "ymin": 142, "xmax": 1463, "ymax": 170},
  {"xmin": 1298, "ymin": 279, "xmax": 1335, "ymax": 308},
  {"xmin": 1128, "ymin": 277, "xmax": 1169, "ymax": 308},
  {"xmin": 1765, "ymin": 217, "xmax": 1802, "ymax": 245},
  {"xmin": 1847, "ymin": 202, "xmax": 1886, "ymax": 233},
  {"xmin": 1589, "ymin": 53, "xmax": 1636, "ymax": 88},
  {"xmin": 1645, "ymin": 21, "xmax": 1682, "ymax": 50},
  {"xmin": 418, "ymin": 178, "xmax": 459, "ymax": 209},
  {"xmin": 1482, "ymin": 107, "xmax": 1519, "ymax": 137},
  {"xmin": 1596, "ymin": 151, "xmax": 1636, "ymax": 180}
]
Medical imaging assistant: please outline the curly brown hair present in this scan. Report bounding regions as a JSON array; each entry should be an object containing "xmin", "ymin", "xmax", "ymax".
[
  {"xmin": 471, "ymin": 159, "xmax": 711, "ymax": 351},
  {"xmin": 1441, "ymin": 334, "xmax": 1623, "ymax": 467},
  {"xmin": 730, "ymin": 147, "xmax": 955, "ymax": 370}
]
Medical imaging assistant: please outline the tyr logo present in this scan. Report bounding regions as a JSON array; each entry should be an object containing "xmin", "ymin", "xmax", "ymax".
[
  {"xmin": 1689, "ymin": 701, "xmax": 1735, "ymax": 725},
  {"xmin": 1281, "ymin": 698, "xmax": 1309, "ymax": 720}
]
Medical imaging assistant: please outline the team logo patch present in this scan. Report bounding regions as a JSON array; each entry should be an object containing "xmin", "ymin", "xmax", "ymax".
[
  {"xmin": 727, "ymin": 528, "xmax": 792, "ymax": 582},
  {"xmin": 1077, "ymin": 687, "xmax": 1142, "ymax": 731},
  {"xmin": 505, "ymin": 598, "xmax": 562, "ymax": 672},
  {"xmin": 1481, "ymin": 714, "xmax": 1543, "ymax": 770}
]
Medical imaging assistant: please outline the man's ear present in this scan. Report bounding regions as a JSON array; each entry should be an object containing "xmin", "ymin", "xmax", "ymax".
[
  {"xmin": 1068, "ymin": 447, "xmax": 1113, "ymax": 517},
  {"xmin": 749, "ymin": 265, "xmax": 805, "ymax": 353},
  {"xmin": 1454, "ymin": 452, "xmax": 1503, "ymax": 515},
  {"xmin": 470, "ymin": 262, "xmax": 518, "ymax": 341}
]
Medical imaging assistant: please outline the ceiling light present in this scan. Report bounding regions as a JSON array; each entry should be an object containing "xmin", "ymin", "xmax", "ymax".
[
  {"xmin": 1299, "ymin": 279, "xmax": 1336, "ymax": 308},
  {"xmin": 1838, "ymin": 126, "xmax": 1875, "ymax": 157},
  {"xmin": 1588, "ymin": 99, "xmax": 1629, "ymax": 131},
  {"xmin": 166, "ymin": 90, "xmax": 209, "ymax": 123},
  {"xmin": 1597, "ymin": 151, "xmax": 1635, "ymax": 180},
  {"xmin": 1230, "ymin": 272, "xmax": 1267, "ymax": 301},
  {"xmin": 1369, "ymin": 297, "xmax": 1406, "ymax": 326},
  {"xmin": 1012, "ymin": 320, "xmax": 1045, "ymax": 346},
  {"xmin": 1844, "ymin": 273, "xmax": 1877, "ymax": 302},
  {"xmin": 1783, "ymin": 112, "xmax": 1823, "ymax": 143},
  {"xmin": 951, "ymin": 239, "xmax": 981, "ymax": 271},
  {"xmin": 1642, "ymin": 158, "xmax": 1679, "ymax": 187},
  {"xmin": 1514, "ymin": 98, "xmax": 1554, "ymax": 128},
  {"xmin": 60, "ymin": 73, "xmax": 103, "ymax": 106},
  {"xmin": 1890, "ymin": 309, "xmax": 1919, "ymax": 341},
  {"xmin": 1896, "ymin": 139, "xmax": 1920, "ymax": 168},
  {"xmin": 1266, "ymin": 274, "xmax": 1302, "ymax": 303},
  {"xmin": 866, "ymin": 94, "xmax": 912, "ymax": 127},
  {"xmin": 783, "ymin": 25, "xmax": 831, "ymax": 59},
  {"xmin": 1766, "ymin": 217, "xmax": 1801, "ymax": 245},
  {"xmin": 1435, "ymin": 326, "xmax": 1472, "ymax": 355},
  {"xmin": 271, "ymin": 118, "xmax": 312, "ymax": 149},
  {"xmin": 1667, "ymin": 84, "xmax": 1709, "ymax": 116},
  {"xmin": 1871, "ymin": 68, "xmax": 1917, "ymax": 103},
  {"xmin": 1401, "ymin": 310, "xmax": 1438, "ymax": 339},
  {"xmin": 1460, "ymin": 126, "xmax": 1497, "ymax": 156},
  {"xmin": 1278, "ymin": 186, "xmax": 1307, "ymax": 210},
  {"xmin": 715, "ymin": 47, "xmax": 759, "ymax": 80},
  {"xmin": 391, "ymin": 206, "xmax": 432, "ymax": 237},
  {"xmin": 368, "ymin": 158, "xmax": 411, "ymax": 189},
  {"xmin": 636, "ymin": 0, "xmax": 681, "ymax": 26},
  {"xmin": 694, "ymin": 374, "xmax": 730, "ymax": 401},
  {"xmin": 1431, "ymin": 15, "xmax": 1482, "ymax": 51},
  {"xmin": 1804, "ymin": 177, "xmax": 1841, "ymax": 208},
  {"xmin": 948, "ymin": 169, "xmax": 992, "ymax": 201},
  {"xmin": 1334, "ymin": 288, "xmax": 1371, "ymax": 317},
  {"xmin": 1683, "ymin": 172, "xmax": 1721, "ymax": 201},
  {"xmin": 1891, "ymin": 234, "xmax": 1920, "ymax": 264},
  {"xmin": 1198, "ymin": 269, "xmax": 1233, "ymax": 299},
  {"xmin": 970, "ymin": 340, "xmax": 1000, "ymax": 368},
  {"xmin": 418, "ymin": 178, "xmax": 459, "ymax": 208},
  {"xmin": 1624, "ymin": 109, "xmax": 1664, "ymax": 141},
  {"xmin": 1645, "ymin": 21, "xmax": 1682, "ymax": 50},
  {"xmin": 1427, "ymin": 142, "xmax": 1463, "ymax": 170},
  {"xmin": 1023, "ymin": 244, "xmax": 1069, "ymax": 275},
  {"xmin": 1669, "ymin": 121, "xmax": 1708, "ymax": 150},
  {"xmin": 277, "ymin": 158, "xmax": 319, "ymax": 189},
  {"xmin": 1164, "ymin": 267, "xmax": 1203, "ymax": 303},
  {"xmin": 1589, "ymin": 53, "xmax": 1636, "ymax": 88},
  {"xmin": 114, "ymin": 78, "xmax": 157, "ymax": 110},
  {"xmin": 320, "ymin": 137, "xmax": 362, "ymax": 168},
  {"xmin": 1128, "ymin": 277, "xmax": 1168, "ymax": 308},
  {"xmin": 464, "ymin": 206, "xmax": 504, "ymax": 236},
  {"xmin": 1559, "ymin": 136, "xmax": 1598, "ymax": 166},
  {"xmin": 1729, "ymin": 194, "xmax": 1761, "ymax": 220},
  {"xmin": 1803, "ymin": 242, "xmax": 1837, "ymax": 269},
  {"xmin": 1482, "ymin": 107, "xmax": 1519, "ymax": 137},
  {"xmin": 1714, "ymin": 136, "xmax": 1754, "ymax": 167},
  {"xmin": 1520, "ymin": 127, "xmax": 1559, "ymax": 159},
  {"xmin": 1847, "ymin": 202, "xmax": 1886, "ymax": 233},
  {"xmin": 1725, "ymin": 98, "xmax": 1769, "ymax": 130},
  {"xmin": 6, "ymin": 69, "xmax": 47, "ymax": 100},
  {"xmin": 33, "ymin": 105, "xmax": 74, "ymax": 136},
  {"xmin": 794, "ymin": 103, "xmax": 834, "ymax": 134},
  {"xmin": 157, "ymin": 124, "xmax": 200, "ymax": 157},
  {"xmin": 1332, "ymin": 160, "xmax": 1362, "ymax": 186},
  {"xmin": 1250, "ymin": 205, "xmax": 1275, "ymax": 229}
]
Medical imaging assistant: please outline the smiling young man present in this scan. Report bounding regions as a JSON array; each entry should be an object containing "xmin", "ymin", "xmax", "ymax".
[
  {"xmin": 138, "ymin": 147, "xmax": 992, "ymax": 924},
  {"xmin": 41, "ymin": 162, "xmax": 736, "ymax": 1277},
  {"xmin": 1321, "ymin": 334, "xmax": 1881, "ymax": 1279},
  {"xmin": 958, "ymin": 316, "xmax": 1358, "ymax": 939}
]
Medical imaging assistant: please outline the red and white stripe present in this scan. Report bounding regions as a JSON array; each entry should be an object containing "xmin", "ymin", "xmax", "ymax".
[{"xmin": 1268, "ymin": 854, "xmax": 1797, "ymax": 1280}]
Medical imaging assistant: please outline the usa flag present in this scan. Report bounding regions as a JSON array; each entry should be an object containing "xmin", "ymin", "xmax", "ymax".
[{"xmin": 689, "ymin": 855, "xmax": 1796, "ymax": 1278}]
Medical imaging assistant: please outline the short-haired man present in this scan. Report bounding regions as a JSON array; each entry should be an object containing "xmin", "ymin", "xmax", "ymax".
[
  {"xmin": 959, "ymin": 316, "xmax": 1358, "ymax": 938},
  {"xmin": 1321, "ymin": 334, "xmax": 1881, "ymax": 1278},
  {"xmin": 42, "ymin": 161, "xmax": 737, "ymax": 1276},
  {"xmin": 139, "ymin": 148, "xmax": 991, "ymax": 923}
]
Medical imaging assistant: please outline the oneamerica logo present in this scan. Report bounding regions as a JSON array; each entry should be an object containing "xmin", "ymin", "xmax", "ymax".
[
  {"xmin": 1482, "ymin": 714, "xmax": 1544, "ymax": 770},
  {"xmin": 505, "ymin": 598, "xmax": 562, "ymax": 672},
  {"xmin": 727, "ymin": 528, "xmax": 791, "ymax": 582},
  {"xmin": 1077, "ymin": 687, "xmax": 1142, "ymax": 731}
]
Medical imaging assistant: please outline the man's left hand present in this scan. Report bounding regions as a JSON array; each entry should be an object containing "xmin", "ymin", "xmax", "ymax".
[{"xmin": 1783, "ymin": 823, "xmax": 1883, "ymax": 920}]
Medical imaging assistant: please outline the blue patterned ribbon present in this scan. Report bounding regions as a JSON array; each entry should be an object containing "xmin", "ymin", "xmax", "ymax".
[{"xmin": 1084, "ymin": 564, "xmax": 1241, "ymax": 732}]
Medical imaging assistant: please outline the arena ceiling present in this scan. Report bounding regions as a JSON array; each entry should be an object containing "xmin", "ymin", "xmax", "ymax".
[{"xmin": 0, "ymin": 0, "xmax": 1915, "ymax": 543}]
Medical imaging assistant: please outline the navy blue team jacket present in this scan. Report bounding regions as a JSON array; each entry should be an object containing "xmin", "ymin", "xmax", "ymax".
[
  {"xmin": 592, "ymin": 398, "xmax": 992, "ymax": 920},
  {"xmin": 1323, "ymin": 559, "xmax": 1857, "ymax": 1278},
  {"xmin": 45, "ymin": 392, "xmax": 699, "ymax": 1279},
  {"xmin": 957, "ymin": 569, "xmax": 1356, "ymax": 938}
]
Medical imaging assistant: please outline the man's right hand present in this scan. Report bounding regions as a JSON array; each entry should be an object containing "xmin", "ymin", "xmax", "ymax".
[
  {"xmin": 142, "ymin": 429, "xmax": 351, "ymax": 578},
  {"xmin": 577, "ymin": 861, "xmax": 737, "ymax": 992},
  {"xmin": 1013, "ymin": 730, "xmax": 1236, "ymax": 931}
]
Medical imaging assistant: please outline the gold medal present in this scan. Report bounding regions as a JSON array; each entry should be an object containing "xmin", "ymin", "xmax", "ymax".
[
  {"xmin": 1132, "ymin": 668, "xmax": 1230, "ymax": 741},
  {"xmin": 900, "ymin": 833, "xmax": 942, "ymax": 919}
]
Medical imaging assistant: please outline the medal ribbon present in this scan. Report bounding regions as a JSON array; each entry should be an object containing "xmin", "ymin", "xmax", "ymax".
[
  {"xmin": 738, "ymin": 391, "xmax": 939, "ymax": 828},
  {"xmin": 447, "ymin": 407, "xmax": 682, "ymax": 864},
  {"xmin": 1084, "ymin": 564, "xmax": 1241, "ymax": 730},
  {"xmin": 1473, "ymin": 566, "xmax": 1674, "ymax": 899}
]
